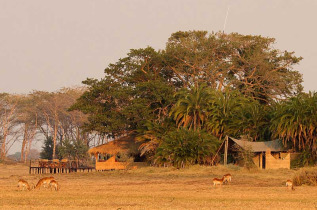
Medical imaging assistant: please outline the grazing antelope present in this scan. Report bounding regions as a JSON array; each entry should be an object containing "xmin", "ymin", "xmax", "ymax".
[
  {"xmin": 34, "ymin": 177, "xmax": 55, "ymax": 190},
  {"xmin": 17, "ymin": 179, "xmax": 31, "ymax": 191},
  {"xmin": 223, "ymin": 174, "xmax": 232, "ymax": 184},
  {"xmin": 213, "ymin": 177, "xmax": 224, "ymax": 186},
  {"xmin": 49, "ymin": 180, "xmax": 59, "ymax": 191},
  {"xmin": 286, "ymin": 180, "xmax": 295, "ymax": 190}
]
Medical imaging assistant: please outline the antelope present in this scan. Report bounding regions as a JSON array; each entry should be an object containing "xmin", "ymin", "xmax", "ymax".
[
  {"xmin": 34, "ymin": 177, "xmax": 55, "ymax": 190},
  {"xmin": 49, "ymin": 180, "xmax": 59, "ymax": 191},
  {"xmin": 223, "ymin": 174, "xmax": 232, "ymax": 184},
  {"xmin": 286, "ymin": 180, "xmax": 295, "ymax": 190},
  {"xmin": 213, "ymin": 177, "xmax": 224, "ymax": 186},
  {"xmin": 17, "ymin": 179, "xmax": 31, "ymax": 191}
]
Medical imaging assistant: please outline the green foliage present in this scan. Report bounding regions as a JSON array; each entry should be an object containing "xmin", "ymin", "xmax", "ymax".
[
  {"xmin": 72, "ymin": 31, "xmax": 303, "ymax": 138},
  {"xmin": 40, "ymin": 137, "xmax": 59, "ymax": 159},
  {"xmin": 155, "ymin": 129, "xmax": 220, "ymax": 168},
  {"xmin": 170, "ymin": 83, "xmax": 212, "ymax": 131},
  {"xmin": 292, "ymin": 147, "xmax": 317, "ymax": 168},
  {"xmin": 70, "ymin": 30, "xmax": 307, "ymax": 164},
  {"xmin": 171, "ymin": 84, "xmax": 271, "ymax": 141},
  {"xmin": 165, "ymin": 31, "xmax": 303, "ymax": 103},
  {"xmin": 270, "ymin": 92, "xmax": 317, "ymax": 151},
  {"xmin": 58, "ymin": 139, "xmax": 89, "ymax": 160},
  {"xmin": 233, "ymin": 145, "xmax": 256, "ymax": 170},
  {"xmin": 136, "ymin": 119, "xmax": 177, "ymax": 159},
  {"xmin": 70, "ymin": 48, "xmax": 175, "ymax": 137},
  {"xmin": 232, "ymin": 97, "xmax": 271, "ymax": 141},
  {"xmin": 206, "ymin": 90, "xmax": 248, "ymax": 139},
  {"xmin": 204, "ymin": 89, "xmax": 270, "ymax": 141}
]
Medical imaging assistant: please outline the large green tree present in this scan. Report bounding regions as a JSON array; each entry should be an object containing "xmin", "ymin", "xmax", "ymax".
[
  {"xmin": 71, "ymin": 48, "xmax": 175, "ymax": 138},
  {"xmin": 165, "ymin": 31, "xmax": 303, "ymax": 103},
  {"xmin": 72, "ymin": 31, "xmax": 303, "ymax": 138},
  {"xmin": 70, "ymin": 30, "xmax": 304, "ymax": 165}
]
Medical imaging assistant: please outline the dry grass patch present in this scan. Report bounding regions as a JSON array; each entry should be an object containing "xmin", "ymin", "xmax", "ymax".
[
  {"xmin": 0, "ymin": 163, "xmax": 317, "ymax": 209},
  {"xmin": 292, "ymin": 167, "xmax": 317, "ymax": 186}
]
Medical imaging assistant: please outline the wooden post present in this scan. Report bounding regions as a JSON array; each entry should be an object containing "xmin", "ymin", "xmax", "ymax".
[{"xmin": 224, "ymin": 136, "xmax": 228, "ymax": 165}]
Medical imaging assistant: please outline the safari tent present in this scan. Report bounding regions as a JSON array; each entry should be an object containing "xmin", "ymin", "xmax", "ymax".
[
  {"xmin": 222, "ymin": 136, "xmax": 291, "ymax": 169},
  {"xmin": 88, "ymin": 135, "xmax": 145, "ymax": 171}
]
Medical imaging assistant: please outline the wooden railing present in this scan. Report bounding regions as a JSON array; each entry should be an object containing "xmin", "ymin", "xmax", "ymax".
[{"xmin": 29, "ymin": 159, "xmax": 95, "ymax": 174}]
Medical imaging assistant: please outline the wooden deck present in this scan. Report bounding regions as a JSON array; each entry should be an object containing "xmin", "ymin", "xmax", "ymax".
[
  {"xmin": 29, "ymin": 166, "xmax": 95, "ymax": 174},
  {"xmin": 29, "ymin": 159, "xmax": 95, "ymax": 174}
]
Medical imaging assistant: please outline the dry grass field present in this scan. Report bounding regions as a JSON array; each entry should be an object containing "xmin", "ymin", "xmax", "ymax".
[{"xmin": 1, "ymin": 163, "xmax": 317, "ymax": 210}]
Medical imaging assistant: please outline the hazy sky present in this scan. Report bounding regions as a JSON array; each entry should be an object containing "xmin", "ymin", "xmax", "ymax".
[
  {"xmin": 1, "ymin": 0, "xmax": 317, "ymax": 95},
  {"xmin": 2, "ymin": 0, "xmax": 317, "ymax": 155}
]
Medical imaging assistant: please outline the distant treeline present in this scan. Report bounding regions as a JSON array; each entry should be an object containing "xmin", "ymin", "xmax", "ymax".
[{"xmin": 0, "ymin": 87, "xmax": 106, "ymax": 162}]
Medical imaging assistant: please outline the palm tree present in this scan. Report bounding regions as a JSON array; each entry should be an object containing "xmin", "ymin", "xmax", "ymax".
[
  {"xmin": 205, "ymin": 90, "xmax": 249, "ymax": 139},
  {"xmin": 170, "ymin": 83, "xmax": 212, "ymax": 131},
  {"xmin": 235, "ymin": 99, "xmax": 270, "ymax": 141},
  {"xmin": 135, "ymin": 120, "xmax": 176, "ymax": 158},
  {"xmin": 270, "ymin": 92, "xmax": 317, "ymax": 151}
]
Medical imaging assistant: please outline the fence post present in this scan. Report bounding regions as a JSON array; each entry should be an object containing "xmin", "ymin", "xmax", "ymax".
[
  {"xmin": 224, "ymin": 136, "xmax": 228, "ymax": 165},
  {"xmin": 29, "ymin": 160, "xmax": 31, "ymax": 174}
]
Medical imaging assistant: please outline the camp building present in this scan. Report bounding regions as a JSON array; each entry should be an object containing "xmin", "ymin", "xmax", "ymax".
[
  {"xmin": 88, "ymin": 135, "xmax": 145, "ymax": 171},
  {"xmin": 224, "ymin": 136, "xmax": 291, "ymax": 169}
]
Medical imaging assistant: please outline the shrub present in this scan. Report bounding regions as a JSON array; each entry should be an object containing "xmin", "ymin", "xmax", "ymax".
[
  {"xmin": 292, "ymin": 168, "xmax": 317, "ymax": 186},
  {"xmin": 291, "ymin": 147, "xmax": 317, "ymax": 168},
  {"xmin": 154, "ymin": 129, "xmax": 219, "ymax": 168},
  {"xmin": 233, "ymin": 145, "xmax": 256, "ymax": 170},
  {"xmin": 58, "ymin": 139, "xmax": 89, "ymax": 160}
]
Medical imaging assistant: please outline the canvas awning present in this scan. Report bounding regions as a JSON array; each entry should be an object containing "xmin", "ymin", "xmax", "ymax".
[{"xmin": 229, "ymin": 137, "xmax": 286, "ymax": 152}]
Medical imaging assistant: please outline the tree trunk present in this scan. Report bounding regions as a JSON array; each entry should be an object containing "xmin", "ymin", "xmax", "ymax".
[
  {"xmin": 53, "ymin": 122, "xmax": 57, "ymax": 159},
  {"xmin": 0, "ymin": 134, "xmax": 7, "ymax": 160},
  {"xmin": 20, "ymin": 124, "xmax": 28, "ymax": 162},
  {"xmin": 0, "ymin": 124, "xmax": 8, "ymax": 160},
  {"xmin": 24, "ymin": 137, "xmax": 32, "ymax": 163},
  {"xmin": 24, "ymin": 139, "xmax": 29, "ymax": 162}
]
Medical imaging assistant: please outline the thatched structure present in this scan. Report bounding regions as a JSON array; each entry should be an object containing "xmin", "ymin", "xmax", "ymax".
[
  {"xmin": 88, "ymin": 135, "xmax": 139, "ymax": 156},
  {"xmin": 88, "ymin": 135, "xmax": 145, "ymax": 171}
]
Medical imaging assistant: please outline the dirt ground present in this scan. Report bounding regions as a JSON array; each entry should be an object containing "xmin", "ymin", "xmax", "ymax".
[{"xmin": 0, "ymin": 163, "xmax": 317, "ymax": 209}]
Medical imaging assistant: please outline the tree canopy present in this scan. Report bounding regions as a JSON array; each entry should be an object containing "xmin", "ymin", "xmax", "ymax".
[
  {"xmin": 3, "ymin": 31, "xmax": 311, "ymax": 167},
  {"xmin": 70, "ymin": 30, "xmax": 307, "ymax": 166},
  {"xmin": 72, "ymin": 31, "xmax": 303, "ymax": 136}
]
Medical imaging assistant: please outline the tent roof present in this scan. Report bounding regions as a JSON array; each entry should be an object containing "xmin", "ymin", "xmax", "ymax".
[
  {"xmin": 88, "ymin": 135, "xmax": 140, "ymax": 156},
  {"xmin": 229, "ymin": 137, "xmax": 286, "ymax": 152}
]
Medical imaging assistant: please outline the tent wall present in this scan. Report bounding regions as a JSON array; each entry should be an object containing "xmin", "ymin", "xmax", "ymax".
[
  {"xmin": 252, "ymin": 154, "xmax": 262, "ymax": 168},
  {"xmin": 265, "ymin": 150, "xmax": 290, "ymax": 169}
]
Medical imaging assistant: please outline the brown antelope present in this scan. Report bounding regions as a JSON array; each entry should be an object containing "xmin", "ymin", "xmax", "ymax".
[
  {"xmin": 34, "ymin": 177, "xmax": 55, "ymax": 190},
  {"xmin": 223, "ymin": 174, "xmax": 232, "ymax": 184},
  {"xmin": 49, "ymin": 180, "xmax": 59, "ymax": 191},
  {"xmin": 17, "ymin": 179, "xmax": 31, "ymax": 191},
  {"xmin": 213, "ymin": 177, "xmax": 224, "ymax": 186},
  {"xmin": 286, "ymin": 180, "xmax": 295, "ymax": 190}
]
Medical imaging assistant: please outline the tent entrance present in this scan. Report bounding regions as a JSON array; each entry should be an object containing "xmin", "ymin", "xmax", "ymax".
[{"xmin": 262, "ymin": 152, "xmax": 266, "ymax": 169}]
